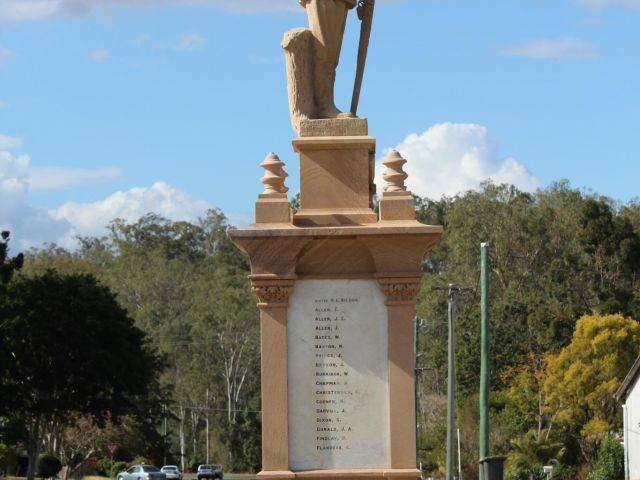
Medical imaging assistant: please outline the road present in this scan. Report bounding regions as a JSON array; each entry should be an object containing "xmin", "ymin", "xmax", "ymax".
[{"xmin": 182, "ymin": 474, "xmax": 255, "ymax": 480}]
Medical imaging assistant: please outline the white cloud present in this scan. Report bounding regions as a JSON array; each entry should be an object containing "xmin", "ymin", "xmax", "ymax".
[
  {"xmin": 0, "ymin": 134, "xmax": 22, "ymax": 149},
  {"xmin": 89, "ymin": 48, "xmax": 111, "ymax": 62},
  {"xmin": 376, "ymin": 123, "xmax": 539, "ymax": 200},
  {"xmin": 177, "ymin": 33, "xmax": 206, "ymax": 51},
  {"xmin": 0, "ymin": 155, "xmax": 210, "ymax": 249},
  {"xmin": 0, "ymin": 48, "xmax": 10, "ymax": 66},
  {"xmin": 29, "ymin": 166, "xmax": 123, "ymax": 190},
  {"xmin": 0, "ymin": 0, "xmax": 297, "ymax": 22},
  {"xmin": 0, "ymin": 138, "xmax": 206, "ymax": 249},
  {"xmin": 500, "ymin": 37, "xmax": 599, "ymax": 60},
  {"xmin": 51, "ymin": 181, "xmax": 210, "ymax": 242},
  {"xmin": 0, "ymin": 101, "xmax": 7, "ymax": 109},
  {"xmin": 577, "ymin": 0, "xmax": 640, "ymax": 7},
  {"xmin": 0, "ymin": 151, "xmax": 73, "ymax": 250}
]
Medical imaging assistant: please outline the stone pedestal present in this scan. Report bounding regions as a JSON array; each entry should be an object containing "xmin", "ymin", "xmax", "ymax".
[{"xmin": 229, "ymin": 129, "xmax": 442, "ymax": 480}]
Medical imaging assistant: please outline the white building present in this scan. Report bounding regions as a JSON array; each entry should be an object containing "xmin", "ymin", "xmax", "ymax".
[{"xmin": 616, "ymin": 356, "xmax": 640, "ymax": 480}]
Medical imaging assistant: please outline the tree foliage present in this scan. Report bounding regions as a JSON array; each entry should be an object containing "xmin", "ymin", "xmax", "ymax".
[
  {"xmin": 0, "ymin": 231, "xmax": 23, "ymax": 287},
  {"xmin": 0, "ymin": 271, "xmax": 160, "ymax": 479},
  {"xmin": 544, "ymin": 313, "xmax": 639, "ymax": 461},
  {"xmin": 413, "ymin": 182, "xmax": 640, "ymax": 478},
  {"xmin": 19, "ymin": 209, "xmax": 260, "ymax": 472},
  {"xmin": 4, "ymin": 184, "xmax": 639, "ymax": 479}
]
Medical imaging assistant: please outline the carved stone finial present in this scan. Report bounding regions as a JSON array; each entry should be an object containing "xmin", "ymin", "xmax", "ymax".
[
  {"xmin": 382, "ymin": 150, "xmax": 408, "ymax": 193},
  {"xmin": 260, "ymin": 153, "xmax": 289, "ymax": 195}
]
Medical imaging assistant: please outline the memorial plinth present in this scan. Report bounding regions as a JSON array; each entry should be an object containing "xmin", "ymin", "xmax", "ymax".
[{"xmin": 229, "ymin": 120, "xmax": 443, "ymax": 480}]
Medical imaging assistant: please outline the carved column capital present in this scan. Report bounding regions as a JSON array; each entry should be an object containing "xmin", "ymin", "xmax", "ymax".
[
  {"xmin": 250, "ymin": 276, "xmax": 296, "ymax": 308},
  {"xmin": 377, "ymin": 276, "xmax": 423, "ymax": 305}
]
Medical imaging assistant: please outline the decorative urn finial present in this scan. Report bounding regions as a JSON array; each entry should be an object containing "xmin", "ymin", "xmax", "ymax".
[
  {"xmin": 260, "ymin": 152, "xmax": 289, "ymax": 195},
  {"xmin": 382, "ymin": 150, "xmax": 408, "ymax": 193}
]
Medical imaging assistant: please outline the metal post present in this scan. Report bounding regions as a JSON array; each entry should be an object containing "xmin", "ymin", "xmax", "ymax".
[
  {"xmin": 162, "ymin": 404, "xmax": 167, "ymax": 466},
  {"xmin": 457, "ymin": 428, "xmax": 462, "ymax": 480},
  {"xmin": 206, "ymin": 388, "xmax": 210, "ymax": 464},
  {"xmin": 446, "ymin": 285, "xmax": 457, "ymax": 480},
  {"xmin": 479, "ymin": 243, "xmax": 490, "ymax": 478}
]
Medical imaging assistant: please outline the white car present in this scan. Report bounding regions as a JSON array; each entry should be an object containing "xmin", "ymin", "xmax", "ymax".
[
  {"xmin": 197, "ymin": 464, "xmax": 223, "ymax": 480},
  {"xmin": 117, "ymin": 465, "xmax": 166, "ymax": 480},
  {"xmin": 161, "ymin": 466, "xmax": 182, "ymax": 480}
]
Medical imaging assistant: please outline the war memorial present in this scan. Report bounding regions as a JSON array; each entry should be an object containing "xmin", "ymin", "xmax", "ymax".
[{"xmin": 229, "ymin": 1, "xmax": 443, "ymax": 479}]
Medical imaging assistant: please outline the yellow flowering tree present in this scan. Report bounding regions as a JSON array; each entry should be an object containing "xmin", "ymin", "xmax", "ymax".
[{"xmin": 544, "ymin": 313, "xmax": 640, "ymax": 461}]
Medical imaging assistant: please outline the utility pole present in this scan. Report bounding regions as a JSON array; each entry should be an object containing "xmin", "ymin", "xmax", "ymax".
[
  {"xmin": 479, "ymin": 243, "xmax": 490, "ymax": 480},
  {"xmin": 434, "ymin": 284, "xmax": 473, "ymax": 480},
  {"xmin": 446, "ymin": 287, "xmax": 456, "ymax": 480}
]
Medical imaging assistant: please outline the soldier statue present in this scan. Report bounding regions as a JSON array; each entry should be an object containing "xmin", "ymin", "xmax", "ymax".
[
  {"xmin": 299, "ymin": 0, "xmax": 358, "ymax": 119},
  {"xmin": 283, "ymin": 0, "xmax": 375, "ymax": 133}
]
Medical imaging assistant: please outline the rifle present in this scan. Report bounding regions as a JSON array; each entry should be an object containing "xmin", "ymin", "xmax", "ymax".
[{"xmin": 350, "ymin": 0, "xmax": 375, "ymax": 116}]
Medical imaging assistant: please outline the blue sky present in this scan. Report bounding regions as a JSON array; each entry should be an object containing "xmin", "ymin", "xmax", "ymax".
[{"xmin": 0, "ymin": 0, "xmax": 639, "ymax": 250}]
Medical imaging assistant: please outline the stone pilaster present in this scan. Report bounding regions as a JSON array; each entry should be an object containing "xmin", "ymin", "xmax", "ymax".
[
  {"xmin": 378, "ymin": 276, "xmax": 422, "ymax": 470},
  {"xmin": 251, "ymin": 275, "xmax": 296, "ymax": 473}
]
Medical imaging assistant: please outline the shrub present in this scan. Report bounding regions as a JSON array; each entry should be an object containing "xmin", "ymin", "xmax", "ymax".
[
  {"xmin": 0, "ymin": 443, "xmax": 19, "ymax": 475},
  {"xmin": 97, "ymin": 458, "xmax": 128, "ymax": 477},
  {"xmin": 129, "ymin": 456, "xmax": 149, "ymax": 467},
  {"xmin": 36, "ymin": 455, "xmax": 62, "ymax": 479},
  {"xmin": 589, "ymin": 436, "xmax": 624, "ymax": 480}
]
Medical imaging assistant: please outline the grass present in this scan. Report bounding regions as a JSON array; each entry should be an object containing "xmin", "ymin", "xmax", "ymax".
[{"xmin": 1, "ymin": 476, "xmax": 111, "ymax": 480}]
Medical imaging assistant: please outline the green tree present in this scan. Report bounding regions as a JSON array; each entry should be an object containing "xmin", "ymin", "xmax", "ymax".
[
  {"xmin": 0, "ymin": 231, "xmax": 23, "ymax": 287},
  {"xmin": 0, "ymin": 271, "xmax": 161, "ymax": 480},
  {"xmin": 580, "ymin": 198, "xmax": 640, "ymax": 318}
]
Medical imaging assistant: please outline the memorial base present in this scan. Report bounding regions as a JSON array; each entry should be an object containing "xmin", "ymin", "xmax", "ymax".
[
  {"xmin": 293, "ymin": 136, "xmax": 376, "ymax": 227},
  {"xmin": 230, "ymin": 130, "xmax": 442, "ymax": 480},
  {"xmin": 258, "ymin": 468, "xmax": 422, "ymax": 480}
]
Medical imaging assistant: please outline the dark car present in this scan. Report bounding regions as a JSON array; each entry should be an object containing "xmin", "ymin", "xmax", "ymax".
[{"xmin": 196, "ymin": 464, "xmax": 223, "ymax": 480}]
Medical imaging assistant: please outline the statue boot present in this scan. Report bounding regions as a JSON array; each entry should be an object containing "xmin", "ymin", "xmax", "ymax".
[
  {"xmin": 306, "ymin": 0, "xmax": 354, "ymax": 119},
  {"xmin": 313, "ymin": 62, "xmax": 353, "ymax": 119}
]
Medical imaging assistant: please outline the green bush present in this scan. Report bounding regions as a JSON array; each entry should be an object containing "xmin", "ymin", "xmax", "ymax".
[
  {"xmin": 589, "ymin": 436, "xmax": 624, "ymax": 480},
  {"xmin": 36, "ymin": 455, "xmax": 62, "ymax": 479},
  {"xmin": 0, "ymin": 443, "xmax": 19, "ymax": 474},
  {"xmin": 97, "ymin": 458, "xmax": 128, "ymax": 477},
  {"xmin": 129, "ymin": 456, "xmax": 149, "ymax": 467}
]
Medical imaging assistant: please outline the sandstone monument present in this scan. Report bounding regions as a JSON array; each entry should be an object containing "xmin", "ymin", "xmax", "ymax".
[{"xmin": 229, "ymin": 3, "xmax": 442, "ymax": 480}]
